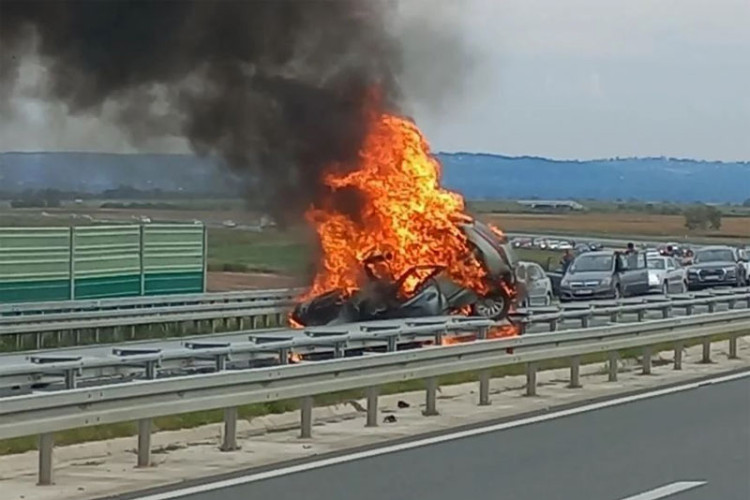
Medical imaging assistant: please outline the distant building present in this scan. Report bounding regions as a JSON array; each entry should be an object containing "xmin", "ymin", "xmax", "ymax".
[{"xmin": 516, "ymin": 199, "xmax": 586, "ymax": 211}]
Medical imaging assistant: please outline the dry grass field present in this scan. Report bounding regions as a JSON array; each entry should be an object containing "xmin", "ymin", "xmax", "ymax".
[{"xmin": 483, "ymin": 212, "xmax": 750, "ymax": 243}]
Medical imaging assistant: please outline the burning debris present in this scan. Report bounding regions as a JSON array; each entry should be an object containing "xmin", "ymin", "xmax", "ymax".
[{"xmin": 291, "ymin": 110, "xmax": 518, "ymax": 327}]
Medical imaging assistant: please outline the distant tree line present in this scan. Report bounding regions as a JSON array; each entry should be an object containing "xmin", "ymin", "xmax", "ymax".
[{"xmin": 4, "ymin": 185, "xmax": 236, "ymax": 208}]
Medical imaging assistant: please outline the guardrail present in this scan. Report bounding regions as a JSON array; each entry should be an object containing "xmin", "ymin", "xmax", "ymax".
[
  {"xmin": 2, "ymin": 288, "xmax": 748, "ymax": 382},
  {"xmin": 1, "ymin": 308, "xmax": 749, "ymax": 486},
  {"xmin": 0, "ymin": 304, "xmax": 291, "ymax": 351},
  {"xmin": 0, "ymin": 287, "xmax": 304, "ymax": 316},
  {"xmin": 3, "ymin": 287, "xmax": 748, "ymax": 354}
]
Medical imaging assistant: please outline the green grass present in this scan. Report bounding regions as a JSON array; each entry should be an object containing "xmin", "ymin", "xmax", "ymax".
[
  {"xmin": 207, "ymin": 227, "xmax": 310, "ymax": 275},
  {"xmin": 4, "ymin": 334, "xmax": 738, "ymax": 455}
]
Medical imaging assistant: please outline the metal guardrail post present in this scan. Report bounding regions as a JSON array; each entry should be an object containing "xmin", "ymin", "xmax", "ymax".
[
  {"xmin": 661, "ymin": 306, "xmax": 672, "ymax": 319},
  {"xmin": 637, "ymin": 310, "xmax": 645, "ymax": 322},
  {"xmin": 477, "ymin": 326, "xmax": 488, "ymax": 340},
  {"xmin": 64, "ymin": 369, "xmax": 77, "ymax": 389},
  {"xmin": 549, "ymin": 319, "xmax": 558, "ymax": 332},
  {"xmin": 139, "ymin": 224, "xmax": 146, "ymax": 296},
  {"xmin": 642, "ymin": 346, "xmax": 652, "ymax": 375},
  {"xmin": 478, "ymin": 369, "xmax": 491, "ymax": 405},
  {"xmin": 366, "ymin": 386, "xmax": 379, "ymax": 427},
  {"xmin": 701, "ymin": 338, "xmax": 711, "ymax": 363},
  {"xmin": 201, "ymin": 224, "xmax": 208, "ymax": 293},
  {"xmin": 300, "ymin": 396, "xmax": 313, "ymax": 438},
  {"xmin": 68, "ymin": 226, "xmax": 76, "ymax": 301},
  {"xmin": 674, "ymin": 342, "xmax": 683, "ymax": 370},
  {"xmin": 387, "ymin": 335, "xmax": 397, "ymax": 352},
  {"xmin": 686, "ymin": 304, "xmax": 694, "ymax": 316},
  {"xmin": 580, "ymin": 315, "xmax": 590, "ymax": 328},
  {"xmin": 137, "ymin": 419, "xmax": 151, "ymax": 467},
  {"xmin": 608, "ymin": 352, "xmax": 619, "ymax": 382},
  {"xmin": 423, "ymin": 377, "xmax": 439, "ymax": 416},
  {"xmin": 729, "ymin": 334, "xmax": 738, "ymax": 359},
  {"xmin": 569, "ymin": 355, "xmax": 581, "ymax": 388},
  {"xmin": 220, "ymin": 407, "xmax": 239, "ymax": 451},
  {"xmin": 708, "ymin": 302, "xmax": 716, "ymax": 313},
  {"xmin": 38, "ymin": 433, "xmax": 54, "ymax": 485},
  {"xmin": 525, "ymin": 363, "xmax": 537, "ymax": 396}
]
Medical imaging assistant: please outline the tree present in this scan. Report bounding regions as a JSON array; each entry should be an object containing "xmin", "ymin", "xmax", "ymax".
[
  {"xmin": 706, "ymin": 205, "xmax": 722, "ymax": 230},
  {"xmin": 683, "ymin": 205, "xmax": 722, "ymax": 231}
]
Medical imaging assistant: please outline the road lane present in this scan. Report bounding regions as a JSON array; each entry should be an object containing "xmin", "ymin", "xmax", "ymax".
[{"xmin": 147, "ymin": 376, "xmax": 749, "ymax": 500}]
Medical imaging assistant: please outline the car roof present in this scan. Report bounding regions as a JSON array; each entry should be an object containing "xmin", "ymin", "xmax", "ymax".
[
  {"xmin": 578, "ymin": 250, "xmax": 615, "ymax": 257},
  {"xmin": 697, "ymin": 246, "xmax": 734, "ymax": 251}
]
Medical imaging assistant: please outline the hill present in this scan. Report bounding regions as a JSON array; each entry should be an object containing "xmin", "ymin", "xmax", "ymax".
[{"xmin": 1, "ymin": 151, "xmax": 747, "ymax": 202}]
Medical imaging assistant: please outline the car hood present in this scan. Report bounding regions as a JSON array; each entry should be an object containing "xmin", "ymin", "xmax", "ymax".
[
  {"xmin": 563, "ymin": 271, "xmax": 611, "ymax": 282},
  {"xmin": 689, "ymin": 262, "xmax": 734, "ymax": 271}
]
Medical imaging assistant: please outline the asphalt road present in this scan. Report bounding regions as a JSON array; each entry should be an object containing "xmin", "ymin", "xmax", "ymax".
[{"xmin": 170, "ymin": 376, "xmax": 750, "ymax": 500}]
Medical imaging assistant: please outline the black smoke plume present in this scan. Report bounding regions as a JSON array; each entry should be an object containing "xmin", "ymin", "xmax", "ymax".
[{"xmin": 0, "ymin": 0, "xmax": 404, "ymax": 223}]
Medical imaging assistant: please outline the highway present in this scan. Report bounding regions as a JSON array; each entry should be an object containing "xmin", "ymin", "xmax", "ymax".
[{"xmin": 132, "ymin": 374, "xmax": 749, "ymax": 500}]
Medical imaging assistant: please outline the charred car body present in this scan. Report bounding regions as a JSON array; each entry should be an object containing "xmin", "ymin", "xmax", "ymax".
[{"xmin": 291, "ymin": 220, "xmax": 517, "ymax": 327}]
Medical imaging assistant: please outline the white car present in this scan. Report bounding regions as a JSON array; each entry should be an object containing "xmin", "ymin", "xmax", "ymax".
[
  {"xmin": 646, "ymin": 255, "xmax": 686, "ymax": 294},
  {"xmin": 740, "ymin": 248, "xmax": 750, "ymax": 278},
  {"xmin": 515, "ymin": 261, "xmax": 554, "ymax": 307}
]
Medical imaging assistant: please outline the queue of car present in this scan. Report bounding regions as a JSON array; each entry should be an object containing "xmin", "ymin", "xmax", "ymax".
[{"xmin": 536, "ymin": 243, "xmax": 748, "ymax": 303}]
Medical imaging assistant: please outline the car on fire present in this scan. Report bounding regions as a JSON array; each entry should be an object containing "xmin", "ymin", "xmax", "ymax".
[{"xmin": 291, "ymin": 219, "xmax": 517, "ymax": 327}]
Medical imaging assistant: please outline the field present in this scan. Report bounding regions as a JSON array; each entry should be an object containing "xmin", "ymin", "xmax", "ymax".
[{"xmin": 484, "ymin": 212, "xmax": 750, "ymax": 244}]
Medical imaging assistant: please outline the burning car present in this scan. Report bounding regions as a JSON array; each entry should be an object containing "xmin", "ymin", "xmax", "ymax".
[{"xmin": 291, "ymin": 218, "xmax": 517, "ymax": 327}]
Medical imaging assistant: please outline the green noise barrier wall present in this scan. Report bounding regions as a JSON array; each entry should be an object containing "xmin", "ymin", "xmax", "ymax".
[{"xmin": 0, "ymin": 224, "xmax": 206, "ymax": 303}]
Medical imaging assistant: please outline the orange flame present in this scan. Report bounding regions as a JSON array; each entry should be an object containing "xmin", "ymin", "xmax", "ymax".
[{"xmin": 304, "ymin": 112, "xmax": 492, "ymax": 300}]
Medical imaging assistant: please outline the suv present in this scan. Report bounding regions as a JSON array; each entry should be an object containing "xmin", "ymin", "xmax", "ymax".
[
  {"xmin": 558, "ymin": 250, "xmax": 649, "ymax": 301},
  {"xmin": 686, "ymin": 246, "xmax": 748, "ymax": 289}
]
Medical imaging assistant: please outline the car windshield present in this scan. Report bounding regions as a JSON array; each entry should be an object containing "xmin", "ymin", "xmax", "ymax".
[
  {"xmin": 570, "ymin": 255, "xmax": 613, "ymax": 273},
  {"xmin": 647, "ymin": 259, "xmax": 665, "ymax": 269},
  {"xmin": 694, "ymin": 249, "xmax": 734, "ymax": 263}
]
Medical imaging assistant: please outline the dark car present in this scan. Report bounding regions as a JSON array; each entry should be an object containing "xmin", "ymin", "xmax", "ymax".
[
  {"xmin": 558, "ymin": 250, "xmax": 650, "ymax": 301},
  {"xmin": 686, "ymin": 246, "xmax": 748, "ymax": 289},
  {"xmin": 291, "ymin": 219, "xmax": 518, "ymax": 327}
]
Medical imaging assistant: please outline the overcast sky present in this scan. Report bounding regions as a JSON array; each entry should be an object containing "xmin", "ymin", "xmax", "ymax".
[{"xmin": 2, "ymin": 0, "xmax": 749, "ymax": 161}]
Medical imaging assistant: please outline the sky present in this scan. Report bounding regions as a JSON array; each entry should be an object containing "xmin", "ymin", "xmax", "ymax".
[{"xmin": 1, "ymin": 0, "xmax": 749, "ymax": 162}]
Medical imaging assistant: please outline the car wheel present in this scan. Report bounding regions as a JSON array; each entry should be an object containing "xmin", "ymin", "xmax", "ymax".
[
  {"xmin": 472, "ymin": 288, "xmax": 512, "ymax": 320},
  {"xmin": 546, "ymin": 292, "xmax": 553, "ymax": 306},
  {"xmin": 614, "ymin": 284, "xmax": 622, "ymax": 300}
]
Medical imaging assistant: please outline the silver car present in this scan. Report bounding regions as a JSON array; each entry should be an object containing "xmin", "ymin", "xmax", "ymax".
[
  {"xmin": 516, "ymin": 261, "xmax": 553, "ymax": 307},
  {"xmin": 646, "ymin": 255, "xmax": 687, "ymax": 294}
]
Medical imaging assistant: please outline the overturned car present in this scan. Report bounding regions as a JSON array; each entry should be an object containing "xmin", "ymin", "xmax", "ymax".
[{"xmin": 291, "ymin": 219, "xmax": 517, "ymax": 327}]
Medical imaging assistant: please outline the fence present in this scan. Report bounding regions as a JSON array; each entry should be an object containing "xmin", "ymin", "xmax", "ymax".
[{"xmin": 0, "ymin": 224, "xmax": 206, "ymax": 303}]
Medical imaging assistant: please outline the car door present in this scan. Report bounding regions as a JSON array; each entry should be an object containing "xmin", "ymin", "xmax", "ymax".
[
  {"xmin": 617, "ymin": 253, "xmax": 636, "ymax": 296},
  {"xmin": 622, "ymin": 252, "xmax": 649, "ymax": 296},
  {"xmin": 635, "ymin": 252, "xmax": 651, "ymax": 294},
  {"xmin": 665, "ymin": 258, "xmax": 679, "ymax": 287}
]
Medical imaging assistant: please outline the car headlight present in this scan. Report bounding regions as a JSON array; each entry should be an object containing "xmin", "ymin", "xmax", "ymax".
[
  {"xmin": 648, "ymin": 274, "xmax": 660, "ymax": 285},
  {"xmin": 599, "ymin": 277, "xmax": 612, "ymax": 286},
  {"xmin": 725, "ymin": 267, "xmax": 737, "ymax": 275}
]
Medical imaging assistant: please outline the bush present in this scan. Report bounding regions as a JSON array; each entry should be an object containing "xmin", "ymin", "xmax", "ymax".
[{"xmin": 684, "ymin": 205, "xmax": 722, "ymax": 230}]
